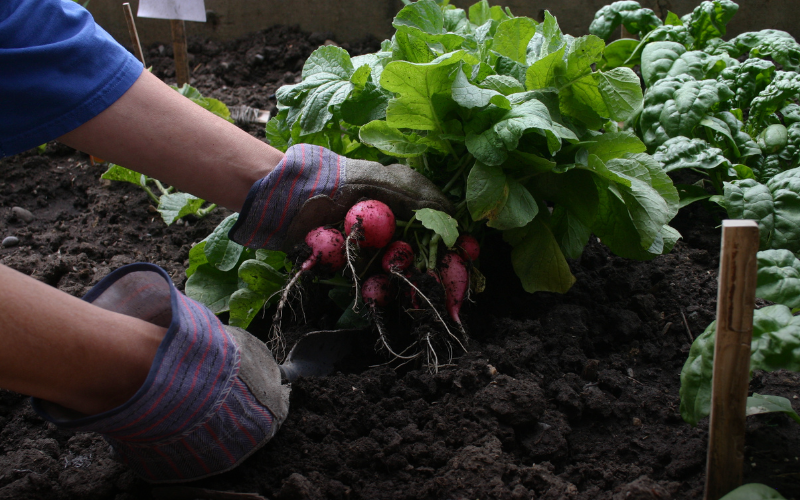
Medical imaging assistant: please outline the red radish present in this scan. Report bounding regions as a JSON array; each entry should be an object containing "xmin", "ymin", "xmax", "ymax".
[
  {"xmin": 381, "ymin": 240, "xmax": 414, "ymax": 273},
  {"xmin": 271, "ymin": 226, "xmax": 346, "ymax": 358},
  {"xmin": 344, "ymin": 200, "xmax": 396, "ymax": 248},
  {"xmin": 362, "ymin": 274, "xmax": 392, "ymax": 307},
  {"xmin": 439, "ymin": 252, "xmax": 469, "ymax": 325},
  {"xmin": 302, "ymin": 226, "xmax": 346, "ymax": 272},
  {"xmin": 454, "ymin": 234, "xmax": 480, "ymax": 261}
]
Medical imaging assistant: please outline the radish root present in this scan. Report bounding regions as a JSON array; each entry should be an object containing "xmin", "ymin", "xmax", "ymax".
[
  {"xmin": 345, "ymin": 224, "xmax": 362, "ymax": 312},
  {"xmin": 391, "ymin": 270, "xmax": 467, "ymax": 353},
  {"xmin": 369, "ymin": 306, "xmax": 419, "ymax": 361},
  {"xmin": 269, "ymin": 270, "xmax": 305, "ymax": 360}
]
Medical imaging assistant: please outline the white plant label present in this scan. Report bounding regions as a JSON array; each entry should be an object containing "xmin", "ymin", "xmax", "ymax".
[{"xmin": 138, "ymin": 0, "xmax": 207, "ymax": 22}]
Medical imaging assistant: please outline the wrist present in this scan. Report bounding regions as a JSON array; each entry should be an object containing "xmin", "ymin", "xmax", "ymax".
[{"xmin": 60, "ymin": 315, "xmax": 167, "ymax": 416}]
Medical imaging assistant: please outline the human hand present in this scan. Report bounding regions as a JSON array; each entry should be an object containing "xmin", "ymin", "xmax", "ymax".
[
  {"xmin": 228, "ymin": 144, "xmax": 453, "ymax": 251},
  {"xmin": 32, "ymin": 264, "xmax": 289, "ymax": 483}
]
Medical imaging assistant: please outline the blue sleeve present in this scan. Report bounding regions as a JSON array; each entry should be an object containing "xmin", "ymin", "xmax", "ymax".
[{"xmin": 0, "ymin": 0, "xmax": 143, "ymax": 157}]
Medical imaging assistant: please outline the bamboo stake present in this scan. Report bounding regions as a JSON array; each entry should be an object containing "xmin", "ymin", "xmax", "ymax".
[
  {"xmin": 703, "ymin": 219, "xmax": 760, "ymax": 500},
  {"xmin": 122, "ymin": 3, "xmax": 145, "ymax": 66},
  {"xmin": 170, "ymin": 19, "xmax": 190, "ymax": 87}
]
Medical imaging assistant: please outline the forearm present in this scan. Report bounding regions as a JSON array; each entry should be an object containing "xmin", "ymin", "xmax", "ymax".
[
  {"xmin": 0, "ymin": 264, "xmax": 165, "ymax": 415},
  {"xmin": 58, "ymin": 70, "xmax": 284, "ymax": 211}
]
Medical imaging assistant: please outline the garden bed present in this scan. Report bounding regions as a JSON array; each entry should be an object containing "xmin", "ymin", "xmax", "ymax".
[{"xmin": 1, "ymin": 25, "xmax": 799, "ymax": 500}]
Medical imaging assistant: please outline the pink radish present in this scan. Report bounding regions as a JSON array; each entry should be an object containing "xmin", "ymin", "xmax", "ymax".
[
  {"xmin": 454, "ymin": 234, "xmax": 480, "ymax": 262},
  {"xmin": 362, "ymin": 274, "xmax": 392, "ymax": 307},
  {"xmin": 302, "ymin": 226, "xmax": 346, "ymax": 272},
  {"xmin": 271, "ymin": 226, "xmax": 346, "ymax": 359},
  {"xmin": 381, "ymin": 240, "xmax": 414, "ymax": 273},
  {"xmin": 344, "ymin": 200, "xmax": 396, "ymax": 249},
  {"xmin": 439, "ymin": 252, "xmax": 469, "ymax": 325}
]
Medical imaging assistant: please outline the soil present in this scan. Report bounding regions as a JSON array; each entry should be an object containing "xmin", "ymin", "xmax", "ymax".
[{"xmin": 2, "ymin": 26, "xmax": 800, "ymax": 500}]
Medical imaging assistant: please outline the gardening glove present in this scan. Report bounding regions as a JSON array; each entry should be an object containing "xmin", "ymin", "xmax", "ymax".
[
  {"xmin": 229, "ymin": 144, "xmax": 454, "ymax": 251},
  {"xmin": 31, "ymin": 263, "xmax": 290, "ymax": 484}
]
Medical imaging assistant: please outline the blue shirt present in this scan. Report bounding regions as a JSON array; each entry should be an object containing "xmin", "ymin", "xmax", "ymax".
[{"xmin": 0, "ymin": 0, "xmax": 143, "ymax": 157}]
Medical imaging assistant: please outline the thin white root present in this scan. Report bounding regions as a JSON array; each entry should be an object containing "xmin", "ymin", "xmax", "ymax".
[
  {"xmin": 371, "ymin": 306, "xmax": 418, "ymax": 361},
  {"xmin": 391, "ymin": 270, "xmax": 467, "ymax": 353},
  {"xmin": 269, "ymin": 270, "xmax": 304, "ymax": 360},
  {"xmin": 368, "ymin": 341, "xmax": 420, "ymax": 369},
  {"xmin": 345, "ymin": 231, "xmax": 361, "ymax": 312},
  {"xmin": 425, "ymin": 332, "xmax": 440, "ymax": 374}
]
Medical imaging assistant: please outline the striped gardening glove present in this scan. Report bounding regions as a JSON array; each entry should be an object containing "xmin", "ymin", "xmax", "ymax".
[
  {"xmin": 228, "ymin": 144, "xmax": 453, "ymax": 251},
  {"xmin": 31, "ymin": 263, "xmax": 289, "ymax": 483}
]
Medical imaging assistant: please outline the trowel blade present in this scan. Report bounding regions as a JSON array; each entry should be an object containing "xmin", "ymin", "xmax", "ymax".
[{"xmin": 279, "ymin": 329, "xmax": 359, "ymax": 382}]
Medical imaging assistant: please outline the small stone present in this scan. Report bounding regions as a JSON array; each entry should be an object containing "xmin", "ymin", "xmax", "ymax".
[
  {"xmin": 632, "ymin": 417, "xmax": 642, "ymax": 427},
  {"xmin": 2, "ymin": 236, "xmax": 19, "ymax": 247},
  {"xmin": 11, "ymin": 206, "xmax": 34, "ymax": 223}
]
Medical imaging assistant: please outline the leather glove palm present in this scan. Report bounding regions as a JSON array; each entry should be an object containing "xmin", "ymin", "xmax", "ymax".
[{"xmin": 229, "ymin": 144, "xmax": 453, "ymax": 251}]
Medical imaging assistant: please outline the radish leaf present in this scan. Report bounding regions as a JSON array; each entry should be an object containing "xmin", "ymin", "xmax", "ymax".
[
  {"xmin": 414, "ymin": 208, "xmax": 459, "ymax": 247},
  {"xmin": 157, "ymin": 192, "xmax": 205, "ymax": 225},
  {"xmin": 504, "ymin": 217, "xmax": 575, "ymax": 293}
]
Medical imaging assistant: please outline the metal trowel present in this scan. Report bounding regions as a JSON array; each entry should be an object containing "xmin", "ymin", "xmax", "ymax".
[{"xmin": 278, "ymin": 329, "xmax": 360, "ymax": 382}]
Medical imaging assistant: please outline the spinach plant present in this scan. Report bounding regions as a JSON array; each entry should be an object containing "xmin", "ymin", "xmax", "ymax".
[
  {"xmin": 101, "ymin": 84, "xmax": 229, "ymax": 225},
  {"xmin": 587, "ymin": 0, "xmax": 800, "ymax": 428},
  {"xmin": 593, "ymin": 0, "xmax": 800, "ymax": 197},
  {"xmin": 680, "ymin": 246, "xmax": 800, "ymax": 426}
]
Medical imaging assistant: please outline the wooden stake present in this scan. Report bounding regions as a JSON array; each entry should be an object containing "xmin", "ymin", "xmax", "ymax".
[
  {"xmin": 170, "ymin": 19, "xmax": 190, "ymax": 87},
  {"xmin": 122, "ymin": 3, "xmax": 145, "ymax": 66},
  {"xmin": 704, "ymin": 219, "xmax": 760, "ymax": 500}
]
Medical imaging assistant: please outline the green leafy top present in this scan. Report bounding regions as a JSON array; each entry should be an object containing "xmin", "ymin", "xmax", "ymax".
[{"xmin": 262, "ymin": 0, "xmax": 677, "ymax": 295}]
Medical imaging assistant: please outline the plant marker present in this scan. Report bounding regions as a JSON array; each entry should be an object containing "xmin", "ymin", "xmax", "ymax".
[
  {"xmin": 704, "ymin": 220, "xmax": 759, "ymax": 500},
  {"xmin": 122, "ymin": 3, "xmax": 146, "ymax": 66},
  {"xmin": 138, "ymin": 0, "xmax": 208, "ymax": 87},
  {"xmin": 170, "ymin": 20, "xmax": 190, "ymax": 86}
]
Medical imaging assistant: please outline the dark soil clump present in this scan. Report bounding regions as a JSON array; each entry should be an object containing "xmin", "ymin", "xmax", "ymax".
[{"xmin": 2, "ymin": 25, "xmax": 799, "ymax": 500}]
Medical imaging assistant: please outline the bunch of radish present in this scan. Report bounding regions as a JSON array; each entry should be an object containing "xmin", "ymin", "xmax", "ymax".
[{"xmin": 270, "ymin": 198, "xmax": 481, "ymax": 370}]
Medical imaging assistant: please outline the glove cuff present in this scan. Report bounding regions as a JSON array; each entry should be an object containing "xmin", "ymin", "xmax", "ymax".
[
  {"xmin": 229, "ymin": 144, "xmax": 345, "ymax": 249},
  {"xmin": 32, "ymin": 263, "xmax": 283, "ymax": 483}
]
